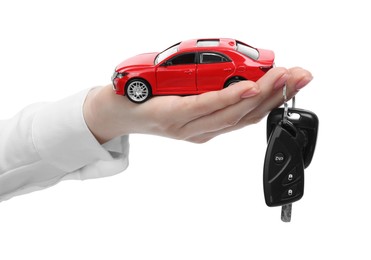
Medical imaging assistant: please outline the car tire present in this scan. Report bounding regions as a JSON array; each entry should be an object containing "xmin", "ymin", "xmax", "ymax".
[
  {"xmin": 224, "ymin": 77, "xmax": 244, "ymax": 88},
  {"xmin": 125, "ymin": 79, "xmax": 152, "ymax": 103}
]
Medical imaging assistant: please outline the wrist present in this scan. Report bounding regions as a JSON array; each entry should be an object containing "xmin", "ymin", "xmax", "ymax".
[{"xmin": 83, "ymin": 86, "xmax": 124, "ymax": 144}]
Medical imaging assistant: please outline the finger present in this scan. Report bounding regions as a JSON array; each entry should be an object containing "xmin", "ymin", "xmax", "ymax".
[
  {"xmin": 286, "ymin": 66, "xmax": 313, "ymax": 90},
  {"xmin": 179, "ymin": 67, "xmax": 289, "ymax": 138},
  {"xmin": 244, "ymin": 66, "xmax": 313, "ymax": 121},
  {"xmin": 174, "ymin": 80, "xmax": 260, "ymax": 120},
  {"xmin": 186, "ymin": 67, "xmax": 313, "ymax": 143}
]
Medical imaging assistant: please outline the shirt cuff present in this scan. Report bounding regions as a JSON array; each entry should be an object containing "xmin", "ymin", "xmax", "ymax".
[{"xmin": 32, "ymin": 88, "xmax": 115, "ymax": 173}]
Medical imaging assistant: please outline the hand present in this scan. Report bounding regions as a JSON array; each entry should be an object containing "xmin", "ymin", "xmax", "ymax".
[{"xmin": 83, "ymin": 67, "xmax": 313, "ymax": 144}]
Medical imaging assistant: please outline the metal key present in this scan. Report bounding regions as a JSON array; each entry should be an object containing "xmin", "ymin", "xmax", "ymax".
[{"xmin": 281, "ymin": 204, "xmax": 292, "ymax": 222}]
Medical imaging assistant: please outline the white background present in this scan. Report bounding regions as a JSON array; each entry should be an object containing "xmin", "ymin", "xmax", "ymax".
[{"xmin": 1, "ymin": 0, "xmax": 370, "ymax": 259}]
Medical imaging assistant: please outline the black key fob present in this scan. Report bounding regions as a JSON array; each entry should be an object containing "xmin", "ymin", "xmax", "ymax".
[{"xmin": 263, "ymin": 121, "xmax": 305, "ymax": 207}]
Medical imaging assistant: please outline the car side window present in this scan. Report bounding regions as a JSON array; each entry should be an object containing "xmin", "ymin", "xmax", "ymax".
[
  {"xmin": 200, "ymin": 52, "xmax": 230, "ymax": 64},
  {"xmin": 167, "ymin": 53, "xmax": 196, "ymax": 65}
]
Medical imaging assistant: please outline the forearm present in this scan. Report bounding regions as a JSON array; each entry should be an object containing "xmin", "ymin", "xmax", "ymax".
[{"xmin": 0, "ymin": 88, "xmax": 129, "ymax": 202}]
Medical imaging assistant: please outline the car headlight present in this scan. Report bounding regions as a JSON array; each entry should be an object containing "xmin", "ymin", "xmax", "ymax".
[
  {"xmin": 112, "ymin": 71, "xmax": 128, "ymax": 81},
  {"xmin": 117, "ymin": 72, "xmax": 127, "ymax": 79},
  {"xmin": 117, "ymin": 72, "xmax": 128, "ymax": 79}
]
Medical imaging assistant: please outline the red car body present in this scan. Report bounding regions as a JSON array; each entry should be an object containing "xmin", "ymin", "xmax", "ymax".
[{"xmin": 112, "ymin": 38, "xmax": 274, "ymax": 103}]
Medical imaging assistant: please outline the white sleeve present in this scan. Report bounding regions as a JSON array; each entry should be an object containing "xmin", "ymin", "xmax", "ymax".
[{"xmin": 0, "ymin": 88, "xmax": 129, "ymax": 202}]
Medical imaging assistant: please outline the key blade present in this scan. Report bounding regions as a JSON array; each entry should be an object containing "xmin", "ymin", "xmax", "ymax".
[{"xmin": 281, "ymin": 204, "xmax": 292, "ymax": 222}]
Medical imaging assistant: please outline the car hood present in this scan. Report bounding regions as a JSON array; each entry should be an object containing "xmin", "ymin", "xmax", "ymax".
[
  {"xmin": 116, "ymin": 52, "xmax": 159, "ymax": 70},
  {"xmin": 258, "ymin": 49, "xmax": 275, "ymax": 64}
]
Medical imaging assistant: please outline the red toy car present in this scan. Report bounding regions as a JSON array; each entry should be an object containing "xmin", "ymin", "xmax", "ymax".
[{"xmin": 112, "ymin": 38, "xmax": 275, "ymax": 103}]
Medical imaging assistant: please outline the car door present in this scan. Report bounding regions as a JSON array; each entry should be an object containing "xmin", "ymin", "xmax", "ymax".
[
  {"xmin": 155, "ymin": 52, "xmax": 197, "ymax": 94},
  {"xmin": 196, "ymin": 52, "xmax": 235, "ymax": 91}
]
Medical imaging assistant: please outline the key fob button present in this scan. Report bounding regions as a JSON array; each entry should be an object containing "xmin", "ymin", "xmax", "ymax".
[
  {"xmin": 274, "ymin": 152, "xmax": 285, "ymax": 164},
  {"xmin": 282, "ymin": 167, "xmax": 301, "ymax": 185},
  {"xmin": 281, "ymin": 184, "xmax": 300, "ymax": 200}
]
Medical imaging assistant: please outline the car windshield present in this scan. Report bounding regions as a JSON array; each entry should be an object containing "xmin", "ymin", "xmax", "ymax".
[
  {"xmin": 236, "ymin": 41, "xmax": 259, "ymax": 60},
  {"xmin": 155, "ymin": 43, "xmax": 180, "ymax": 64}
]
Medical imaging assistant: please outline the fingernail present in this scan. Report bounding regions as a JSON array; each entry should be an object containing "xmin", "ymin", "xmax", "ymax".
[
  {"xmin": 241, "ymin": 86, "xmax": 260, "ymax": 98},
  {"xmin": 296, "ymin": 76, "xmax": 313, "ymax": 90},
  {"xmin": 274, "ymin": 73, "xmax": 288, "ymax": 90}
]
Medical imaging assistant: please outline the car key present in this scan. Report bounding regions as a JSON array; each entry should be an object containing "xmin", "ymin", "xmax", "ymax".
[
  {"xmin": 263, "ymin": 119, "xmax": 305, "ymax": 207},
  {"xmin": 263, "ymin": 87, "xmax": 319, "ymax": 222}
]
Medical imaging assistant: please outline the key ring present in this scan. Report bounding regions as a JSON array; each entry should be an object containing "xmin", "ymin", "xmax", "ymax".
[
  {"xmin": 283, "ymin": 85, "xmax": 289, "ymax": 124},
  {"xmin": 282, "ymin": 85, "xmax": 296, "ymax": 124}
]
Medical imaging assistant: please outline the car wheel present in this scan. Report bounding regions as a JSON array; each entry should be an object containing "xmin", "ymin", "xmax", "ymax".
[
  {"xmin": 125, "ymin": 79, "xmax": 152, "ymax": 103},
  {"xmin": 224, "ymin": 77, "xmax": 243, "ymax": 88}
]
